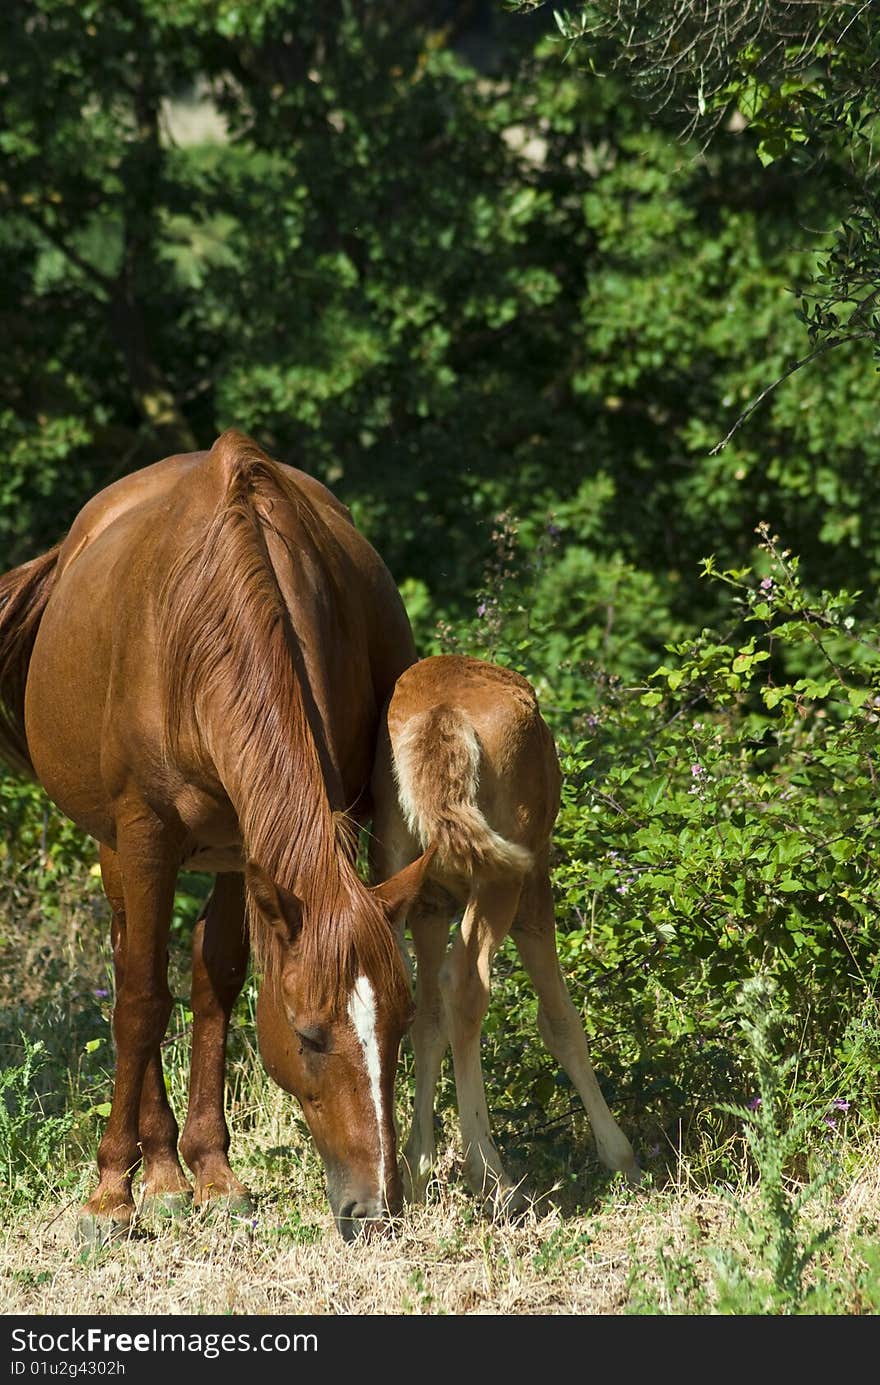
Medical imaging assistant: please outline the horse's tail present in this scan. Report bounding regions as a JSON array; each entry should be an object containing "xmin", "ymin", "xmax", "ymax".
[
  {"xmin": 391, "ymin": 704, "xmax": 533, "ymax": 878},
  {"xmin": 0, "ymin": 544, "xmax": 62, "ymax": 774}
]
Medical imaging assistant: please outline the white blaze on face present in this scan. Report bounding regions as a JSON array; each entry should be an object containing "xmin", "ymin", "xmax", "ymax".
[{"xmin": 347, "ymin": 974, "xmax": 386, "ymax": 1197}]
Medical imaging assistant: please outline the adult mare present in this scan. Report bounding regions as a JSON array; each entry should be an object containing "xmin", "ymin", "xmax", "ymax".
[{"xmin": 0, "ymin": 430, "xmax": 432, "ymax": 1243}]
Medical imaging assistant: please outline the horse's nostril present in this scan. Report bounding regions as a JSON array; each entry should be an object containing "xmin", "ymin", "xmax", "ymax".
[{"xmin": 337, "ymin": 1200, "xmax": 384, "ymax": 1241}]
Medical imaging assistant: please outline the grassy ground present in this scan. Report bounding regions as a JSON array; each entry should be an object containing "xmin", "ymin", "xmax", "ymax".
[
  {"xmin": 4, "ymin": 1139, "xmax": 880, "ymax": 1316},
  {"xmin": 3, "ymin": 873, "xmax": 880, "ymax": 1316}
]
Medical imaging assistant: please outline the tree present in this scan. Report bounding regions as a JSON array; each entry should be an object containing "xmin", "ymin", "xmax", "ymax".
[{"xmin": 514, "ymin": 1, "xmax": 880, "ymax": 444}]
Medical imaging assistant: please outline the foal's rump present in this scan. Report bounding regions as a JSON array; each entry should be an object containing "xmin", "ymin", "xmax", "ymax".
[
  {"xmin": 379, "ymin": 654, "xmax": 562, "ymax": 887},
  {"xmin": 391, "ymin": 703, "xmax": 533, "ymax": 878}
]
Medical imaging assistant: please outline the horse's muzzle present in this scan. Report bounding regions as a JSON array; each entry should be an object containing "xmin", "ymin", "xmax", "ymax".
[
  {"xmin": 335, "ymin": 1197, "xmax": 389, "ymax": 1242},
  {"xmin": 329, "ymin": 1171, "xmax": 402, "ymax": 1242}
]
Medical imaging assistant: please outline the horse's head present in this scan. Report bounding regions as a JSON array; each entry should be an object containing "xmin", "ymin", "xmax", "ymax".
[{"xmin": 245, "ymin": 850, "xmax": 433, "ymax": 1240}]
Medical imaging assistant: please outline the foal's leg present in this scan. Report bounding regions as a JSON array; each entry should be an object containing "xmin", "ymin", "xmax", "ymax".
[
  {"xmin": 179, "ymin": 873, "xmax": 251, "ymax": 1210},
  {"xmin": 79, "ymin": 812, "xmax": 179, "ymax": 1243},
  {"xmin": 369, "ymin": 806, "xmax": 453, "ymax": 1202},
  {"xmin": 401, "ymin": 894, "xmax": 452, "ymax": 1203},
  {"xmin": 439, "ymin": 877, "xmax": 524, "ymax": 1210},
  {"xmin": 99, "ymin": 845, "xmax": 192, "ymax": 1215},
  {"xmin": 511, "ymin": 864, "xmax": 641, "ymax": 1183}
]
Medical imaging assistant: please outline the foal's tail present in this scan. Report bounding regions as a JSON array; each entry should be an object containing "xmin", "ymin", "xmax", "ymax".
[
  {"xmin": 391, "ymin": 705, "xmax": 533, "ymax": 878},
  {"xmin": 0, "ymin": 544, "xmax": 61, "ymax": 774}
]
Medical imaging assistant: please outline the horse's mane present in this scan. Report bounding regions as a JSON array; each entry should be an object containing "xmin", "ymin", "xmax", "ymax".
[{"xmin": 157, "ymin": 432, "xmax": 408, "ymax": 1015}]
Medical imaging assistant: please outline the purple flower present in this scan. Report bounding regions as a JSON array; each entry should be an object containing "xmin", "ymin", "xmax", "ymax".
[
  {"xmin": 94, "ymin": 988, "xmax": 109, "ymax": 999},
  {"xmin": 824, "ymin": 1115, "xmax": 837, "ymax": 1130},
  {"xmin": 831, "ymin": 1098, "xmax": 850, "ymax": 1113},
  {"xmin": 546, "ymin": 522, "xmax": 562, "ymax": 540},
  {"xmin": 746, "ymin": 1095, "xmax": 761, "ymax": 1110},
  {"xmin": 476, "ymin": 601, "xmax": 487, "ymax": 618},
  {"xmin": 760, "ymin": 577, "xmax": 774, "ymax": 591},
  {"xmin": 691, "ymin": 763, "xmax": 704, "ymax": 777}
]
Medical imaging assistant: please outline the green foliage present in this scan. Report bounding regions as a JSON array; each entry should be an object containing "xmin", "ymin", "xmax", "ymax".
[
  {"xmin": 0, "ymin": 1036, "xmax": 75, "ymax": 1207},
  {"xmin": 0, "ymin": 771, "xmax": 95, "ymax": 926},
  {"xmin": 536, "ymin": 2, "xmax": 880, "ymax": 376}
]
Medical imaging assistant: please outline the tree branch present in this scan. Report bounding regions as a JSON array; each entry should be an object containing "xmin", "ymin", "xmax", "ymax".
[
  {"xmin": 710, "ymin": 329, "xmax": 873, "ymax": 454},
  {"xmin": 10, "ymin": 206, "xmax": 114, "ymax": 294}
]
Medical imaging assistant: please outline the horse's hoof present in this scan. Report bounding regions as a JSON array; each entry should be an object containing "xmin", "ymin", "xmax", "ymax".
[
  {"xmin": 193, "ymin": 1192, "xmax": 257, "ymax": 1243},
  {"xmin": 195, "ymin": 1190, "xmax": 256, "ymax": 1221},
  {"xmin": 223, "ymin": 1192, "xmax": 256, "ymax": 1217},
  {"xmin": 141, "ymin": 1191, "xmax": 194, "ymax": 1221},
  {"xmin": 76, "ymin": 1212, "xmax": 131, "ymax": 1249},
  {"xmin": 215, "ymin": 1192, "xmax": 255, "ymax": 1216}
]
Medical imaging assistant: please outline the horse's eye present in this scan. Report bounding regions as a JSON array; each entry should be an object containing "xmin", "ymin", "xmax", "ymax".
[{"xmin": 295, "ymin": 1025, "xmax": 328, "ymax": 1055}]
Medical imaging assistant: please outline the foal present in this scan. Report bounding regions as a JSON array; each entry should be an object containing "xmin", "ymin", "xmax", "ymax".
[{"xmin": 370, "ymin": 654, "xmax": 640, "ymax": 1208}]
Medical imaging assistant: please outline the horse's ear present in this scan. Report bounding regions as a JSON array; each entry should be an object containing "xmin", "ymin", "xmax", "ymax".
[
  {"xmin": 371, "ymin": 844, "xmax": 437, "ymax": 928},
  {"xmin": 245, "ymin": 861, "xmax": 303, "ymax": 943}
]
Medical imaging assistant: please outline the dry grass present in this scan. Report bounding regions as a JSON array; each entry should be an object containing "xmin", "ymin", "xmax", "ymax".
[{"xmin": 4, "ymin": 1137, "xmax": 880, "ymax": 1316}]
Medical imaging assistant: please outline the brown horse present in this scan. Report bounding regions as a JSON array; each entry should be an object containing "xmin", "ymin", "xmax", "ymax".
[
  {"xmin": 370, "ymin": 654, "xmax": 640, "ymax": 1210},
  {"xmin": 0, "ymin": 430, "xmax": 433, "ymax": 1243}
]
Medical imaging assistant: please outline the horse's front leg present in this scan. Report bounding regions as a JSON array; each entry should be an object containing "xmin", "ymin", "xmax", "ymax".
[
  {"xmin": 179, "ymin": 872, "xmax": 252, "ymax": 1212},
  {"xmin": 79, "ymin": 815, "xmax": 179, "ymax": 1244},
  {"xmin": 99, "ymin": 844, "xmax": 193, "ymax": 1219}
]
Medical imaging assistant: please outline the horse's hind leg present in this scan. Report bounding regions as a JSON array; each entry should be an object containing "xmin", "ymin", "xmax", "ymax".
[
  {"xmin": 99, "ymin": 846, "xmax": 192, "ymax": 1219},
  {"xmin": 401, "ymin": 891, "xmax": 452, "ymax": 1203},
  {"xmin": 179, "ymin": 872, "xmax": 251, "ymax": 1212},
  {"xmin": 79, "ymin": 816, "xmax": 180, "ymax": 1244},
  {"xmin": 440, "ymin": 877, "xmax": 525, "ymax": 1212},
  {"xmin": 511, "ymin": 862, "xmax": 641, "ymax": 1184}
]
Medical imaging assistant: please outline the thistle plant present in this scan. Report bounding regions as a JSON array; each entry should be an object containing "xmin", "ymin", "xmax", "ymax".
[{"xmin": 711, "ymin": 974, "xmax": 838, "ymax": 1313}]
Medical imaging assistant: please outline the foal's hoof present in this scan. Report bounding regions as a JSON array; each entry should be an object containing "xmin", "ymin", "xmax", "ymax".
[
  {"xmin": 487, "ymin": 1181, "xmax": 529, "ymax": 1220},
  {"xmin": 607, "ymin": 1151, "xmax": 644, "ymax": 1188},
  {"xmin": 141, "ymin": 1191, "xmax": 194, "ymax": 1222},
  {"xmin": 400, "ymin": 1159, "xmax": 432, "ymax": 1205},
  {"xmin": 76, "ymin": 1211, "xmax": 132, "ymax": 1249}
]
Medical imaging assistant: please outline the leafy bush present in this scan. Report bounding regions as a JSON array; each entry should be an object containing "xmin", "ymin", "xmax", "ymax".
[{"xmin": 426, "ymin": 518, "xmax": 880, "ymax": 1174}]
